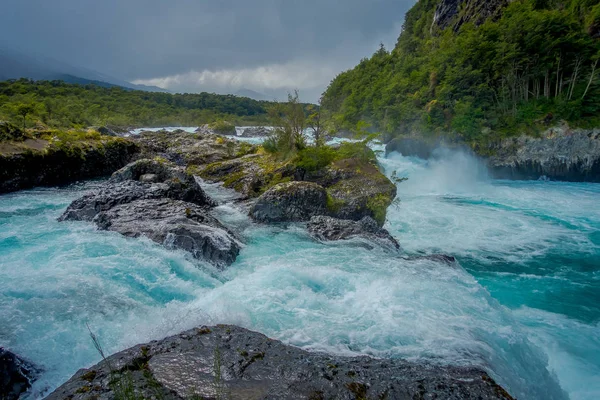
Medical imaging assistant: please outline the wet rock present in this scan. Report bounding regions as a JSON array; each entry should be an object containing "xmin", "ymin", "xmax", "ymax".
[
  {"xmin": 59, "ymin": 159, "xmax": 214, "ymax": 222},
  {"xmin": 95, "ymin": 199, "xmax": 241, "ymax": 267},
  {"xmin": 133, "ymin": 131, "xmax": 257, "ymax": 166},
  {"xmin": 486, "ymin": 127, "xmax": 600, "ymax": 182},
  {"xmin": 0, "ymin": 348, "xmax": 39, "ymax": 400},
  {"xmin": 240, "ymin": 126, "xmax": 270, "ymax": 137},
  {"xmin": 46, "ymin": 325, "xmax": 513, "ymax": 400},
  {"xmin": 250, "ymin": 181, "xmax": 328, "ymax": 223},
  {"xmin": 307, "ymin": 215, "xmax": 400, "ymax": 251},
  {"xmin": 0, "ymin": 137, "xmax": 137, "ymax": 194}
]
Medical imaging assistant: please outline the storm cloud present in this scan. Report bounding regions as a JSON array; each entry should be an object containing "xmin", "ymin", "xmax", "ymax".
[{"xmin": 1, "ymin": 0, "xmax": 414, "ymax": 101}]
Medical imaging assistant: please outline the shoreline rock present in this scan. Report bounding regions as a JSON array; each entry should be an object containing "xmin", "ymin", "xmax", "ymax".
[
  {"xmin": 46, "ymin": 325, "xmax": 514, "ymax": 400},
  {"xmin": 0, "ymin": 348, "xmax": 40, "ymax": 400},
  {"xmin": 0, "ymin": 134, "xmax": 138, "ymax": 194},
  {"xmin": 385, "ymin": 127, "xmax": 600, "ymax": 182}
]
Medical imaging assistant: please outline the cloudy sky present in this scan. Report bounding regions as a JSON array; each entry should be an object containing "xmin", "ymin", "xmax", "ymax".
[{"xmin": 1, "ymin": 0, "xmax": 415, "ymax": 102}]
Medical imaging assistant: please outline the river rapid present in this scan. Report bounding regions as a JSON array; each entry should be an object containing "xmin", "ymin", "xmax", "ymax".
[{"xmin": 0, "ymin": 139, "xmax": 598, "ymax": 399}]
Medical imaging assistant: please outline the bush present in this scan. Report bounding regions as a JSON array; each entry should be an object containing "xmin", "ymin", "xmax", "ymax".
[
  {"xmin": 295, "ymin": 146, "xmax": 336, "ymax": 171},
  {"xmin": 335, "ymin": 142, "xmax": 377, "ymax": 163},
  {"xmin": 0, "ymin": 121, "xmax": 26, "ymax": 141}
]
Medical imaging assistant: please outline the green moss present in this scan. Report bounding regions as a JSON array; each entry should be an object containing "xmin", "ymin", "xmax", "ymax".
[
  {"xmin": 222, "ymin": 170, "xmax": 246, "ymax": 189},
  {"xmin": 209, "ymin": 120, "xmax": 236, "ymax": 134},
  {"xmin": 326, "ymin": 192, "xmax": 346, "ymax": 213},
  {"xmin": 81, "ymin": 370, "xmax": 97, "ymax": 382},
  {"xmin": 367, "ymin": 193, "xmax": 393, "ymax": 226}
]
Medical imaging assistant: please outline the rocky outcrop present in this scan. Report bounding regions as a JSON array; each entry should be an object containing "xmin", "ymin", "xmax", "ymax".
[
  {"xmin": 250, "ymin": 181, "xmax": 328, "ymax": 223},
  {"xmin": 95, "ymin": 199, "xmax": 240, "ymax": 267},
  {"xmin": 433, "ymin": 0, "xmax": 509, "ymax": 32},
  {"xmin": 0, "ymin": 348, "xmax": 39, "ymax": 400},
  {"xmin": 133, "ymin": 131, "xmax": 257, "ymax": 166},
  {"xmin": 0, "ymin": 135, "xmax": 138, "ymax": 194},
  {"xmin": 202, "ymin": 148, "xmax": 397, "ymax": 226},
  {"xmin": 60, "ymin": 159, "xmax": 240, "ymax": 267},
  {"xmin": 46, "ymin": 325, "xmax": 513, "ymax": 400},
  {"xmin": 308, "ymin": 216, "xmax": 400, "ymax": 251},
  {"xmin": 240, "ymin": 126, "xmax": 271, "ymax": 137},
  {"xmin": 59, "ymin": 159, "xmax": 214, "ymax": 222},
  {"xmin": 486, "ymin": 128, "xmax": 600, "ymax": 182}
]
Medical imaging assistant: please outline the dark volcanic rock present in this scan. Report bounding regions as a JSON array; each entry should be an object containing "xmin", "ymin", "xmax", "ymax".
[
  {"xmin": 308, "ymin": 215, "xmax": 400, "ymax": 251},
  {"xmin": 250, "ymin": 181, "xmax": 328, "ymax": 223},
  {"xmin": 240, "ymin": 126, "xmax": 270, "ymax": 137},
  {"xmin": 433, "ymin": 0, "xmax": 508, "ymax": 32},
  {"xmin": 486, "ymin": 127, "xmax": 600, "ymax": 182},
  {"xmin": 95, "ymin": 199, "xmax": 241, "ymax": 267},
  {"xmin": 59, "ymin": 159, "xmax": 214, "ymax": 222},
  {"xmin": 0, "ymin": 348, "xmax": 39, "ymax": 400},
  {"xmin": 0, "ymin": 138, "xmax": 138, "ymax": 194},
  {"xmin": 46, "ymin": 325, "xmax": 513, "ymax": 400}
]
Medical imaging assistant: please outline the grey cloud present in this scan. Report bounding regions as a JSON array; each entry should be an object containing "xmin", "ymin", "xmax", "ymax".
[{"xmin": 1, "ymin": 0, "xmax": 415, "ymax": 101}]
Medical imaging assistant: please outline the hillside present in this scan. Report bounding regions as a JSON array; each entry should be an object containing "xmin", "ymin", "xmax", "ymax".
[
  {"xmin": 321, "ymin": 0, "xmax": 600, "ymax": 145},
  {"xmin": 0, "ymin": 79, "xmax": 273, "ymax": 129}
]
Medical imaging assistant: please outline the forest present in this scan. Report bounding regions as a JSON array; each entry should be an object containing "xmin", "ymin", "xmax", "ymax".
[
  {"xmin": 321, "ymin": 0, "xmax": 600, "ymax": 145},
  {"xmin": 0, "ymin": 79, "xmax": 272, "ymax": 129}
]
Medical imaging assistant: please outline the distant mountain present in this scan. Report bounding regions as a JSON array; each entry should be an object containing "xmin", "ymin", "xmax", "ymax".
[
  {"xmin": 235, "ymin": 88, "xmax": 270, "ymax": 101},
  {"xmin": 0, "ymin": 48, "xmax": 168, "ymax": 92}
]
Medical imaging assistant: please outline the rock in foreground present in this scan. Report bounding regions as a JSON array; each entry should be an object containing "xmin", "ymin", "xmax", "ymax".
[
  {"xmin": 46, "ymin": 325, "xmax": 513, "ymax": 400},
  {"xmin": 0, "ymin": 348, "xmax": 39, "ymax": 400}
]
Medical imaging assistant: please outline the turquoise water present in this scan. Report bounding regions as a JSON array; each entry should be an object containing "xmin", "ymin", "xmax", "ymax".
[{"xmin": 0, "ymin": 148, "xmax": 598, "ymax": 399}]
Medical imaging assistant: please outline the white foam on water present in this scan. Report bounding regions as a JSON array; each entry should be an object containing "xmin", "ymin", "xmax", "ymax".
[{"xmin": 1, "ymin": 146, "xmax": 598, "ymax": 399}]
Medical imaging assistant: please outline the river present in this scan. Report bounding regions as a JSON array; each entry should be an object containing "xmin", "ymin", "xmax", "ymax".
[{"xmin": 0, "ymin": 140, "xmax": 598, "ymax": 399}]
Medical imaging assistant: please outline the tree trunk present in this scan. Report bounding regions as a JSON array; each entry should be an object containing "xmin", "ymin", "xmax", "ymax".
[{"xmin": 582, "ymin": 59, "xmax": 598, "ymax": 100}]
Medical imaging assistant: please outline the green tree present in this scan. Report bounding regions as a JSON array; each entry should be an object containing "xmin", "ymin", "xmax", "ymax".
[{"xmin": 16, "ymin": 103, "xmax": 35, "ymax": 129}]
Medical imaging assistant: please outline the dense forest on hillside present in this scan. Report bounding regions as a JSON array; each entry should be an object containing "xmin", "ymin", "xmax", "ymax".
[
  {"xmin": 322, "ymin": 0, "xmax": 600, "ymax": 145},
  {"xmin": 0, "ymin": 79, "xmax": 272, "ymax": 129}
]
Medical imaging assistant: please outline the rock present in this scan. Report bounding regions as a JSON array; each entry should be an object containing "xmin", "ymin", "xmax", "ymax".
[
  {"xmin": 407, "ymin": 254, "xmax": 458, "ymax": 265},
  {"xmin": 59, "ymin": 159, "xmax": 214, "ymax": 222},
  {"xmin": 312, "ymin": 158, "xmax": 397, "ymax": 226},
  {"xmin": 433, "ymin": 0, "xmax": 508, "ymax": 32},
  {"xmin": 240, "ymin": 126, "xmax": 270, "ymax": 137},
  {"xmin": 486, "ymin": 127, "xmax": 600, "ymax": 182},
  {"xmin": 250, "ymin": 181, "xmax": 328, "ymax": 223},
  {"xmin": 46, "ymin": 325, "xmax": 513, "ymax": 400},
  {"xmin": 95, "ymin": 199, "xmax": 241, "ymax": 267},
  {"xmin": 0, "ymin": 348, "xmax": 39, "ymax": 400},
  {"xmin": 307, "ymin": 216, "xmax": 400, "ymax": 251},
  {"xmin": 132, "ymin": 131, "xmax": 257, "ymax": 166},
  {"xmin": 0, "ymin": 136, "xmax": 138, "ymax": 194},
  {"xmin": 96, "ymin": 126, "xmax": 117, "ymax": 136}
]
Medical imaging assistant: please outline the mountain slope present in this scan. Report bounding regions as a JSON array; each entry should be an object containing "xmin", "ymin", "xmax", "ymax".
[
  {"xmin": 0, "ymin": 48, "xmax": 168, "ymax": 92},
  {"xmin": 322, "ymin": 0, "xmax": 600, "ymax": 143}
]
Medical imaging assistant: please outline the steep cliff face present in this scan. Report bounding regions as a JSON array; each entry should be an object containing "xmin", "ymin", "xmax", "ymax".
[{"xmin": 433, "ymin": 0, "xmax": 510, "ymax": 31}]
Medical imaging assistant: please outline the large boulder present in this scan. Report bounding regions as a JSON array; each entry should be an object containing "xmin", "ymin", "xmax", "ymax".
[
  {"xmin": 307, "ymin": 216, "xmax": 400, "ymax": 251},
  {"xmin": 59, "ymin": 159, "xmax": 214, "ymax": 222},
  {"xmin": 95, "ymin": 199, "xmax": 241, "ymax": 268},
  {"xmin": 0, "ymin": 348, "xmax": 39, "ymax": 400},
  {"xmin": 46, "ymin": 325, "xmax": 513, "ymax": 400},
  {"xmin": 250, "ymin": 181, "xmax": 328, "ymax": 223}
]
